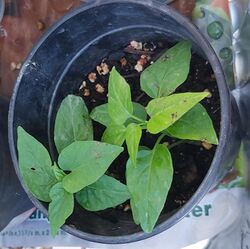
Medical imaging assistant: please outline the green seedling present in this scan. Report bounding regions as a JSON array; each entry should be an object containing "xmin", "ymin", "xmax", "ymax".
[{"xmin": 17, "ymin": 41, "xmax": 218, "ymax": 235}]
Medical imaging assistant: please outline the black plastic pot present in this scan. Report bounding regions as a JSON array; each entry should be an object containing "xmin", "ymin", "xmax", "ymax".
[{"xmin": 8, "ymin": 0, "xmax": 241, "ymax": 244}]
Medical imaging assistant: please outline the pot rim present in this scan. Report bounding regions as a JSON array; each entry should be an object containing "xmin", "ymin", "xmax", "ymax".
[{"xmin": 8, "ymin": 0, "xmax": 231, "ymax": 244}]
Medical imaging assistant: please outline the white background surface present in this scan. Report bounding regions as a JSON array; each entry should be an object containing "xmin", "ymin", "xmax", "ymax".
[{"xmin": 0, "ymin": 188, "xmax": 245, "ymax": 248}]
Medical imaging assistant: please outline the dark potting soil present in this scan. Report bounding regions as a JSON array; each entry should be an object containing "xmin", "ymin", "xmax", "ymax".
[{"xmin": 76, "ymin": 40, "xmax": 221, "ymax": 215}]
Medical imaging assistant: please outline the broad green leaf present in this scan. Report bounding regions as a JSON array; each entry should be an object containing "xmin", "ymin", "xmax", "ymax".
[
  {"xmin": 76, "ymin": 175, "xmax": 130, "ymax": 211},
  {"xmin": 167, "ymin": 103, "xmax": 218, "ymax": 144},
  {"xmin": 147, "ymin": 92, "xmax": 209, "ymax": 134},
  {"xmin": 141, "ymin": 41, "xmax": 192, "ymax": 98},
  {"xmin": 126, "ymin": 146, "xmax": 173, "ymax": 233},
  {"xmin": 17, "ymin": 127, "xmax": 57, "ymax": 202},
  {"xmin": 59, "ymin": 141, "xmax": 124, "ymax": 193},
  {"xmin": 48, "ymin": 182, "xmax": 74, "ymax": 237},
  {"xmin": 52, "ymin": 164, "xmax": 66, "ymax": 182},
  {"xmin": 90, "ymin": 104, "xmax": 112, "ymax": 127},
  {"xmin": 126, "ymin": 123, "xmax": 142, "ymax": 166},
  {"xmin": 102, "ymin": 124, "xmax": 126, "ymax": 146},
  {"xmin": 91, "ymin": 102, "xmax": 147, "ymax": 127},
  {"xmin": 108, "ymin": 67, "xmax": 133, "ymax": 124},
  {"xmin": 54, "ymin": 95, "xmax": 93, "ymax": 154}
]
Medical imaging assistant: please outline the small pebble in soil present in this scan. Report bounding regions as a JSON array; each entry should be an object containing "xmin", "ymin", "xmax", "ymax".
[
  {"xmin": 96, "ymin": 62, "xmax": 110, "ymax": 75},
  {"xmin": 123, "ymin": 204, "xmax": 131, "ymax": 212},
  {"xmin": 79, "ymin": 80, "xmax": 87, "ymax": 90},
  {"xmin": 202, "ymin": 141, "xmax": 213, "ymax": 150},
  {"xmin": 83, "ymin": 88, "xmax": 90, "ymax": 97},
  {"xmin": 204, "ymin": 89, "xmax": 212, "ymax": 98},
  {"xmin": 138, "ymin": 55, "xmax": 149, "ymax": 66},
  {"xmin": 120, "ymin": 57, "xmax": 127, "ymax": 67},
  {"xmin": 130, "ymin": 40, "xmax": 143, "ymax": 50},
  {"xmin": 163, "ymin": 142, "xmax": 170, "ymax": 147},
  {"xmin": 95, "ymin": 84, "xmax": 105, "ymax": 94},
  {"xmin": 88, "ymin": 72, "xmax": 97, "ymax": 83},
  {"xmin": 134, "ymin": 63, "xmax": 143, "ymax": 72}
]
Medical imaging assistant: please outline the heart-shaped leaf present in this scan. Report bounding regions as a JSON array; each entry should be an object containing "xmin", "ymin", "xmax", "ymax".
[
  {"xmin": 108, "ymin": 67, "xmax": 133, "ymax": 124},
  {"xmin": 76, "ymin": 174, "xmax": 130, "ymax": 211},
  {"xmin": 126, "ymin": 123, "xmax": 142, "ymax": 166},
  {"xmin": 54, "ymin": 95, "xmax": 93, "ymax": 153},
  {"xmin": 102, "ymin": 124, "xmax": 127, "ymax": 146},
  {"xmin": 48, "ymin": 182, "xmax": 74, "ymax": 237},
  {"xmin": 58, "ymin": 141, "xmax": 124, "ymax": 193},
  {"xmin": 90, "ymin": 104, "xmax": 113, "ymax": 127},
  {"xmin": 141, "ymin": 41, "xmax": 192, "ymax": 98},
  {"xmin": 167, "ymin": 103, "xmax": 218, "ymax": 144},
  {"xmin": 147, "ymin": 92, "xmax": 209, "ymax": 134},
  {"xmin": 126, "ymin": 145, "xmax": 173, "ymax": 233},
  {"xmin": 17, "ymin": 127, "xmax": 57, "ymax": 202}
]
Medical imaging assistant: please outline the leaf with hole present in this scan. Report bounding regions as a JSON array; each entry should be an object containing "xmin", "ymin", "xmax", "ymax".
[
  {"xmin": 108, "ymin": 67, "xmax": 133, "ymax": 124},
  {"xmin": 126, "ymin": 146, "xmax": 173, "ymax": 233},
  {"xmin": 58, "ymin": 141, "xmax": 124, "ymax": 193},
  {"xmin": 146, "ymin": 92, "xmax": 209, "ymax": 134},
  {"xmin": 76, "ymin": 174, "xmax": 130, "ymax": 211},
  {"xmin": 17, "ymin": 127, "xmax": 57, "ymax": 202},
  {"xmin": 54, "ymin": 95, "xmax": 93, "ymax": 154},
  {"xmin": 141, "ymin": 41, "xmax": 192, "ymax": 98},
  {"xmin": 167, "ymin": 103, "xmax": 218, "ymax": 144},
  {"xmin": 126, "ymin": 123, "xmax": 142, "ymax": 166},
  {"xmin": 48, "ymin": 182, "xmax": 74, "ymax": 237}
]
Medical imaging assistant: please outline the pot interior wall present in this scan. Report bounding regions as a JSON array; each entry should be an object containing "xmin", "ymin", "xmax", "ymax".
[
  {"xmin": 12, "ymin": 2, "xmax": 206, "ymax": 150},
  {"xmin": 10, "ymin": 1, "xmax": 217, "ymax": 240}
]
